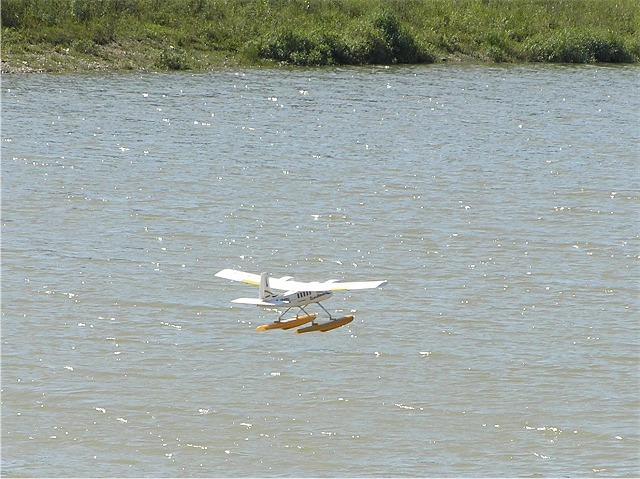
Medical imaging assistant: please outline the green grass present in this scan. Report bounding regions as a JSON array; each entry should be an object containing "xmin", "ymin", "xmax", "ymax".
[{"xmin": 2, "ymin": 0, "xmax": 638, "ymax": 72}]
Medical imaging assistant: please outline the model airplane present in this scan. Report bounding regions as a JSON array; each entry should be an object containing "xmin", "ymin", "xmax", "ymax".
[{"xmin": 215, "ymin": 268, "xmax": 387, "ymax": 333}]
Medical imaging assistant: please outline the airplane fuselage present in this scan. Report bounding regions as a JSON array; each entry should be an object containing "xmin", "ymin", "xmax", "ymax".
[{"xmin": 265, "ymin": 290, "xmax": 333, "ymax": 308}]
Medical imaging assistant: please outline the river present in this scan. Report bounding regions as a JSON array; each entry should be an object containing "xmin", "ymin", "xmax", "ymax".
[{"xmin": 2, "ymin": 64, "xmax": 638, "ymax": 477}]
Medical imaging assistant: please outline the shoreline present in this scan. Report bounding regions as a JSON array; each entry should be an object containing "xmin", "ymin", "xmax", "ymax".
[
  {"xmin": 3, "ymin": 46, "xmax": 637, "ymax": 75},
  {"xmin": 0, "ymin": 50, "xmax": 494, "ymax": 75}
]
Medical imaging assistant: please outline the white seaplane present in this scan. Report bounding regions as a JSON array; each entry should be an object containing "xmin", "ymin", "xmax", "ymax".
[{"xmin": 215, "ymin": 268, "xmax": 387, "ymax": 333}]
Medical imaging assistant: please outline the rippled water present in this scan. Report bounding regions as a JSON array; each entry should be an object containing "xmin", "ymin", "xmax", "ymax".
[{"xmin": 2, "ymin": 65, "xmax": 638, "ymax": 477}]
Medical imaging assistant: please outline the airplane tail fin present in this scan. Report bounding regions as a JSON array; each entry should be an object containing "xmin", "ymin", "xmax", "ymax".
[{"xmin": 259, "ymin": 272, "xmax": 270, "ymax": 300}]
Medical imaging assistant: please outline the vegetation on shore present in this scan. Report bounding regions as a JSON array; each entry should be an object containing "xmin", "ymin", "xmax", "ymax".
[{"xmin": 2, "ymin": 0, "xmax": 639, "ymax": 73}]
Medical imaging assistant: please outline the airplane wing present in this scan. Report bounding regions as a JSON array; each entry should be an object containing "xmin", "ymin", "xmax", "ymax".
[
  {"xmin": 269, "ymin": 277, "xmax": 387, "ymax": 291},
  {"xmin": 215, "ymin": 269, "xmax": 387, "ymax": 292}
]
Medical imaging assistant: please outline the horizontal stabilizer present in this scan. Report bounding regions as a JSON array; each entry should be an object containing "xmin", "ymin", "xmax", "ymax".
[{"xmin": 231, "ymin": 297, "xmax": 277, "ymax": 306}]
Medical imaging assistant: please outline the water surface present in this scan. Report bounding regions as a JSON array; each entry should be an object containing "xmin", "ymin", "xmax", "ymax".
[{"xmin": 2, "ymin": 64, "xmax": 639, "ymax": 477}]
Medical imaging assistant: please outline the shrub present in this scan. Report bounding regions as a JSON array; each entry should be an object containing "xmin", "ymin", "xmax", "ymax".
[
  {"xmin": 157, "ymin": 46, "xmax": 191, "ymax": 70},
  {"xmin": 523, "ymin": 28, "xmax": 635, "ymax": 63},
  {"xmin": 73, "ymin": 38, "xmax": 99, "ymax": 56},
  {"xmin": 253, "ymin": 11, "xmax": 423, "ymax": 66},
  {"xmin": 371, "ymin": 11, "xmax": 419, "ymax": 63},
  {"xmin": 255, "ymin": 30, "xmax": 334, "ymax": 66},
  {"xmin": 1, "ymin": 0, "xmax": 26, "ymax": 28}
]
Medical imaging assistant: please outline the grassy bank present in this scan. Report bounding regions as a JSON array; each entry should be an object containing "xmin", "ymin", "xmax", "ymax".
[{"xmin": 2, "ymin": 0, "xmax": 639, "ymax": 73}]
